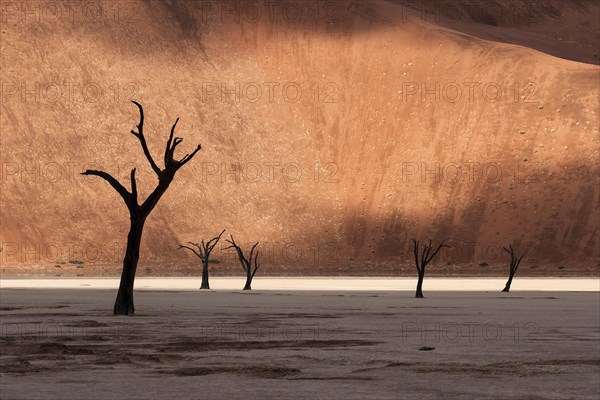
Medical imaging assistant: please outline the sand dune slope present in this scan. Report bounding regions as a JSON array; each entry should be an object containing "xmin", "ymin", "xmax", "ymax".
[{"xmin": 0, "ymin": 0, "xmax": 598, "ymax": 274}]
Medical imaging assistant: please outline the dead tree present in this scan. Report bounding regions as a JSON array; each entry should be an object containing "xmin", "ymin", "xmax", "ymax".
[
  {"xmin": 225, "ymin": 235, "xmax": 260, "ymax": 290},
  {"xmin": 502, "ymin": 244, "xmax": 527, "ymax": 293},
  {"xmin": 82, "ymin": 101, "xmax": 201, "ymax": 315},
  {"xmin": 178, "ymin": 229, "xmax": 226, "ymax": 290},
  {"xmin": 412, "ymin": 239, "xmax": 450, "ymax": 298}
]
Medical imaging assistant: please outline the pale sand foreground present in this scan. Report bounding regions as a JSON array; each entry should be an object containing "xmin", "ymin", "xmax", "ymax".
[
  {"xmin": 1, "ymin": 277, "xmax": 599, "ymax": 291},
  {"xmin": 0, "ymin": 283, "xmax": 599, "ymax": 399}
]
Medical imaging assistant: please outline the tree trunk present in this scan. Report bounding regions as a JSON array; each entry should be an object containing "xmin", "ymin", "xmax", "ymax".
[
  {"xmin": 415, "ymin": 271, "xmax": 424, "ymax": 298},
  {"xmin": 114, "ymin": 215, "xmax": 145, "ymax": 315},
  {"xmin": 243, "ymin": 276, "xmax": 252, "ymax": 291},
  {"xmin": 502, "ymin": 274, "xmax": 514, "ymax": 293},
  {"xmin": 200, "ymin": 261, "xmax": 210, "ymax": 290}
]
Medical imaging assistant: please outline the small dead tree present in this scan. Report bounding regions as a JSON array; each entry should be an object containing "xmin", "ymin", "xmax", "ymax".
[
  {"xmin": 82, "ymin": 101, "xmax": 201, "ymax": 315},
  {"xmin": 412, "ymin": 239, "xmax": 450, "ymax": 298},
  {"xmin": 502, "ymin": 244, "xmax": 527, "ymax": 293},
  {"xmin": 225, "ymin": 235, "xmax": 260, "ymax": 290},
  {"xmin": 178, "ymin": 229, "xmax": 226, "ymax": 290}
]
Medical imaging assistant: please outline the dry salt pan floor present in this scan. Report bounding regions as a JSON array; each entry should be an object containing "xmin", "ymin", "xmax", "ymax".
[{"xmin": 0, "ymin": 281, "xmax": 599, "ymax": 399}]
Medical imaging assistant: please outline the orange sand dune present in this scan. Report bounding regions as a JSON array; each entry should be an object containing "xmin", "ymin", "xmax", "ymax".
[{"xmin": 0, "ymin": 0, "xmax": 598, "ymax": 275}]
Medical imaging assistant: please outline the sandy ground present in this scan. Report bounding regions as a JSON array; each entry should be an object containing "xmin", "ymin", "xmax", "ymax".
[
  {"xmin": 0, "ymin": 277, "xmax": 599, "ymax": 291},
  {"xmin": 0, "ymin": 281, "xmax": 598, "ymax": 399}
]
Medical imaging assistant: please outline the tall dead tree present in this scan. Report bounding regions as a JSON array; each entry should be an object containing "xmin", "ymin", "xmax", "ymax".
[
  {"xmin": 225, "ymin": 235, "xmax": 260, "ymax": 290},
  {"xmin": 502, "ymin": 244, "xmax": 526, "ymax": 293},
  {"xmin": 412, "ymin": 239, "xmax": 450, "ymax": 298},
  {"xmin": 178, "ymin": 229, "xmax": 226, "ymax": 290},
  {"xmin": 82, "ymin": 101, "xmax": 201, "ymax": 315}
]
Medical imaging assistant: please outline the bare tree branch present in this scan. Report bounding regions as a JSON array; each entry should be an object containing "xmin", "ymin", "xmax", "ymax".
[
  {"xmin": 130, "ymin": 100, "xmax": 161, "ymax": 177},
  {"xmin": 186, "ymin": 241, "xmax": 205, "ymax": 259},
  {"xmin": 249, "ymin": 242, "xmax": 259, "ymax": 264},
  {"xmin": 130, "ymin": 168, "xmax": 138, "ymax": 205},
  {"xmin": 178, "ymin": 230, "xmax": 226, "ymax": 290},
  {"xmin": 172, "ymin": 137, "xmax": 183, "ymax": 154},
  {"xmin": 161, "ymin": 115, "xmax": 202, "ymax": 171},
  {"xmin": 428, "ymin": 239, "xmax": 450, "ymax": 263},
  {"xmin": 412, "ymin": 239, "xmax": 420, "ymax": 273},
  {"xmin": 177, "ymin": 144, "xmax": 202, "ymax": 169},
  {"xmin": 225, "ymin": 235, "xmax": 248, "ymax": 268},
  {"xmin": 178, "ymin": 244, "xmax": 202, "ymax": 259},
  {"xmin": 411, "ymin": 238, "xmax": 450, "ymax": 298},
  {"xmin": 164, "ymin": 118, "xmax": 178, "ymax": 167},
  {"xmin": 225, "ymin": 236, "xmax": 260, "ymax": 290},
  {"xmin": 502, "ymin": 243, "xmax": 527, "ymax": 292},
  {"xmin": 207, "ymin": 230, "xmax": 226, "ymax": 254},
  {"xmin": 251, "ymin": 249, "xmax": 260, "ymax": 278},
  {"xmin": 81, "ymin": 169, "xmax": 131, "ymax": 204}
]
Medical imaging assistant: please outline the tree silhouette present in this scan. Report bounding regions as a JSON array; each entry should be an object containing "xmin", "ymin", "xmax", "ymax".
[
  {"xmin": 178, "ymin": 229, "xmax": 226, "ymax": 290},
  {"xmin": 411, "ymin": 239, "xmax": 450, "ymax": 298},
  {"xmin": 502, "ymin": 244, "xmax": 527, "ymax": 292},
  {"xmin": 82, "ymin": 101, "xmax": 201, "ymax": 315},
  {"xmin": 225, "ymin": 235, "xmax": 260, "ymax": 290}
]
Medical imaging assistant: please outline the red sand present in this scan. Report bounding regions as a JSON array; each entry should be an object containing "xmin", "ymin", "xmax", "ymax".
[{"xmin": 1, "ymin": 1, "xmax": 598, "ymax": 276}]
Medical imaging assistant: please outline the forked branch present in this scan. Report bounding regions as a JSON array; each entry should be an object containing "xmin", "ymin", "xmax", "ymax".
[
  {"xmin": 412, "ymin": 239, "xmax": 450, "ymax": 273},
  {"xmin": 411, "ymin": 238, "xmax": 450, "ymax": 298},
  {"xmin": 80, "ymin": 169, "xmax": 138, "ymax": 209},
  {"xmin": 225, "ymin": 235, "xmax": 260, "ymax": 290},
  {"xmin": 503, "ymin": 244, "xmax": 527, "ymax": 274},
  {"xmin": 178, "ymin": 229, "xmax": 226, "ymax": 262},
  {"xmin": 502, "ymin": 243, "xmax": 527, "ymax": 292},
  {"xmin": 164, "ymin": 116, "xmax": 201, "ymax": 171},
  {"xmin": 130, "ymin": 100, "xmax": 161, "ymax": 177}
]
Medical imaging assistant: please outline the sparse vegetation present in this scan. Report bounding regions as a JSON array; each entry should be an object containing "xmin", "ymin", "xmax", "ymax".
[
  {"xmin": 81, "ymin": 101, "xmax": 201, "ymax": 315},
  {"xmin": 502, "ymin": 244, "xmax": 527, "ymax": 293},
  {"xmin": 411, "ymin": 239, "xmax": 450, "ymax": 298},
  {"xmin": 178, "ymin": 229, "xmax": 226, "ymax": 290},
  {"xmin": 225, "ymin": 235, "xmax": 260, "ymax": 290}
]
